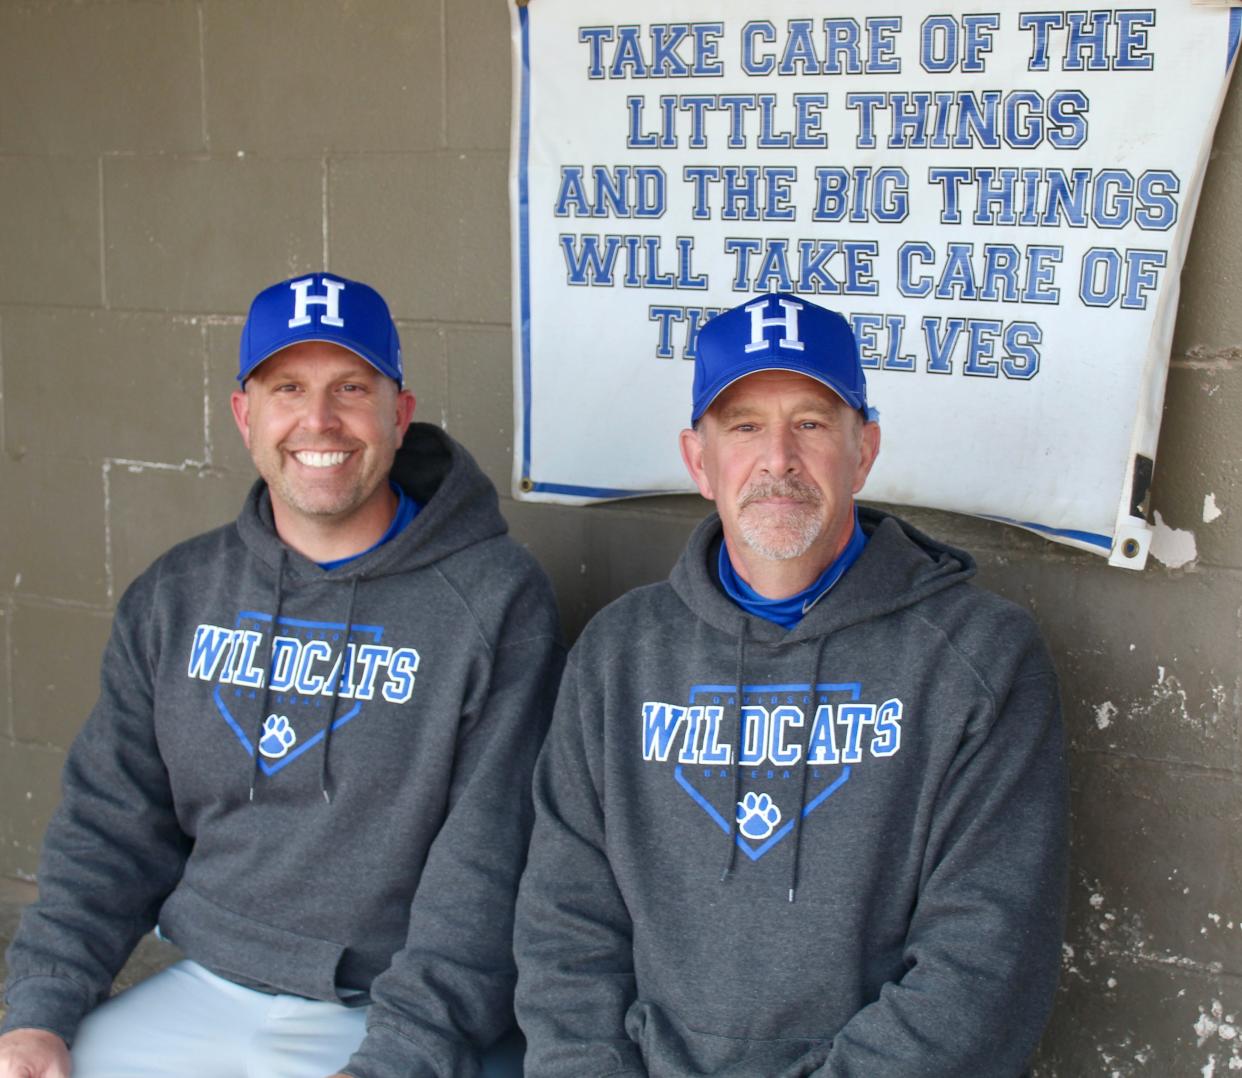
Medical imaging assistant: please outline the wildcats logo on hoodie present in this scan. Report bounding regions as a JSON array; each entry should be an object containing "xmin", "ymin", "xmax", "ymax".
[
  {"xmin": 185, "ymin": 612, "xmax": 419, "ymax": 775},
  {"xmin": 641, "ymin": 682, "xmax": 903, "ymax": 860}
]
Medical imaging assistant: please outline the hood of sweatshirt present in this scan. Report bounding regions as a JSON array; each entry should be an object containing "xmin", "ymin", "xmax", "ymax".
[{"xmin": 669, "ymin": 505, "xmax": 975, "ymax": 646}]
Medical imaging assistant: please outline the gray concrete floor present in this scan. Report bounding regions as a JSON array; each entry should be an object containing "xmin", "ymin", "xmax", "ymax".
[{"xmin": 0, "ymin": 877, "xmax": 181, "ymax": 1024}]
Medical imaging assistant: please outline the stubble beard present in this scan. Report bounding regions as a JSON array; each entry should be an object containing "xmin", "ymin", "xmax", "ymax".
[
  {"xmin": 269, "ymin": 469, "xmax": 371, "ymax": 521},
  {"xmin": 736, "ymin": 477, "xmax": 826, "ymax": 561}
]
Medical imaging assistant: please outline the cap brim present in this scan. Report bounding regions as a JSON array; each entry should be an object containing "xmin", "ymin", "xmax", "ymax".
[{"xmin": 692, "ymin": 362, "xmax": 864, "ymax": 423}]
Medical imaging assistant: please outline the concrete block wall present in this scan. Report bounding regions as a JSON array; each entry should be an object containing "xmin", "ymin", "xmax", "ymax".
[{"xmin": 0, "ymin": 2, "xmax": 1238, "ymax": 1072}]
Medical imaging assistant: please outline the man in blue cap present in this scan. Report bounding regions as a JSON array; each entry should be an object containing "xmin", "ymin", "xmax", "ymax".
[
  {"xmin": 1, "ymin": 274, "xmax": 562, "ymax": 1078},
  {"xmin": 515, "ymin": 292, "xmax": 1068, "ymax": 1076}
]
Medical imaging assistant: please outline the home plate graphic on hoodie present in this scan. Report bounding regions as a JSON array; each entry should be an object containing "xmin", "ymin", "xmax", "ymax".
[
  {"xmin": 642, "ymin": 681, "xmax": 903, "ymax": 860},
  {"xmin": 187, "ymin": 611, "xmax": 419, "ymax": 776}
]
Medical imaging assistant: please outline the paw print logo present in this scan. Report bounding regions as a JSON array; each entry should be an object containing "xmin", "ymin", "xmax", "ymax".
[
  {"xmin": 736, "ymin": 791, "xmax": 782, "ymax": 841},
  {"xmin": 258, "ymin": 714, "xmax": 296, "ymax": 760}
]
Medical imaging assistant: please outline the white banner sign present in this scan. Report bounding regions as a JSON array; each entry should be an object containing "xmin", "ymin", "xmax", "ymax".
[{"xmin": 509, "ymin": 2, "xmax": 1240, "ymax": 568}]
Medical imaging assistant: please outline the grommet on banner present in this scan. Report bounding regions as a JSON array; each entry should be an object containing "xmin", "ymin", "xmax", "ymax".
[
  {"xmin": 1109, "ymin": 523, "xmax": 1152, "ymax": 570},
  {"xmin": 515, "ymin": 0, "xmax": 530, "ymax": 7},
  {"xmin": 520, "ymin": 477, "xmax": 534, "ymax": 492}
]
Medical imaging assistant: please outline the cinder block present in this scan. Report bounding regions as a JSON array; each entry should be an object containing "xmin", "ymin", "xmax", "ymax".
[
  {"xmin": 0, "ymin": 158, "xmax": 100, "ymax": 306},
  {"xmin": 1175, "ymin": 149, "xmax": 1242, "ymax": 356},
  {"xmin": 584, "ymin": 506, "xmax": 697, "ymax": 614},
  {"xmin": 870, "ymin": 501, "xmax": 1049, "ymax": 560},
  {"xmin": 3, "ymin": 310, "xmax": 204, "ymax": 464},
  {"xmin": 0, "ymin": 876, "xmax": 37, "ymax": 934},
  {"xmin": 107, "ymin": 464, "xmax": 251, "ymax": 599},
  {"xmin": 1151, "ymin": 364, "xmax": 1242, "ymax": 570},
  {"xmin": 500, "ymin": 498, "xmax": 592, "ymax": 642},
  {"xmin": 0, "ymin": 739, "xmax": 65, "ymax": 879},
  {"xmin": 0, "ymin": 603, "xmax": 11, "ymax": 740},
  {"xmin": 502, "ymin": 498, "xmax": 700, "ymax": 644},
  {"xmin": 613, "ymin": 493, "xmax": 709, "ymax": 520},
  {"xmin": 447, "ymin": 0, "xmax": 510, "ymax": 150},
  {"xmin": 329, "ymin": 152, "xmax": 509, "ymax": 324},
  {"xmin": 0, "ymin": 454, "xmax": 107, "ymax": 606},
  {"xmin": 0, "ymin": 2, "xmax": 202, "ymax": 154},
  {"xmin": 401, "ymin": 324, "xmax": 448, "ymax": 431},
  {"xmin": 103, "ymin": 157, "xmax": 322, "ymax": 313},
  {"xmin": 1067, "ymin": 754, "xmax": 1242, "ymax": 975},
  {"xmin": 1033, "ymin": 951, "xmax": 1242, "ymax": 1076},
  {"xmin": 504, "ymin": 490, "xmax": 716, "ymax": 641},
  {"xmin": 203, "ymin": 0, "xmax": 442, "ymax": 153},
  {"xmin": 446, "ymin": 326, "xmax": 511, "ymax": 492},
  {"xmin": 11, "ymin": 602, "xmax": 112, "ymax": 751},
  {"xmin": 973, "ymin": 554, "xmax": 1240, "ymax": 771},
  {"xmin": 1213, "ymin": 50, "xmax": 1242, "ymax": 155},
  {"xmin": 206, "ymin": 321, "xmax": 254, "ymax": 476}
]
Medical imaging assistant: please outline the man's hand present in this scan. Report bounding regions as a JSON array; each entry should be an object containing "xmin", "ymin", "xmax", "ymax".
[{"xmin": 0, "ymin": 1028, "xmax": 71, "ymax": 1078}]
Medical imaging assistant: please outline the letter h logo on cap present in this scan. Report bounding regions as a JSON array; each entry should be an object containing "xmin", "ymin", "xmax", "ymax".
[
  {"xmin": 288, "ymin": 277, "xmax": 345, "ymax": 329},
  {"xmin": 745, "ymin": 296, "xmax": 805, "ymax": 354}
]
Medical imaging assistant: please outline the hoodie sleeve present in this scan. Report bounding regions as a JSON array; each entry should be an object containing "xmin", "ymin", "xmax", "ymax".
[
  {"xmin": 512, "ymin": 648, "xmax": 649, "ymax": 1078},
  {"xmin": 1, "ymin": 566, "xmax": 192, "ymax": 1044},
  {"xmin": 343, "ymin": 582, "xmax": 565, "ymax": 1078},
  {"xmin": 813, "ymin": 654, "xmax": 1069, "ymax": 1078}
]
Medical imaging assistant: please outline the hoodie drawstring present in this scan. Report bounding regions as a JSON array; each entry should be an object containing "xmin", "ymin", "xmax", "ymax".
[
  {"xmin": 319, "ymin": 575, "xmax": 359, "ymax": 804},
  {"xmin": 715, "ymin": 618, "xmax": 828, "ymax": 904},
  {"xmin": 248, "ymin": 551, "xmax": 356, "ymax": 807},
  {"xmin": 787, "ymin": 633, "xmax": 830, "ymax": 904},
  {"xmin": 250, "ymin": 550, "xmax": 286, "ymax": 802},
  {"xmin": 719, "ymin": 620, "xmax": 748, "ymax": 882}
]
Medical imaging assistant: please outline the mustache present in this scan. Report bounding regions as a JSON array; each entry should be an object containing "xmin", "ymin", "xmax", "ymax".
[{"xmin": 738, "ymin": 477, "xmax": 823, "ymax": 511}]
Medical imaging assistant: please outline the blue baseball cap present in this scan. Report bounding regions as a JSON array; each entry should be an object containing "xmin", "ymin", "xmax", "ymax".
[
  {"xmin": 238, "ymin": 273, "xmax": 403, "ymax": 386},
  {"xmin": 691, "ymin": 293, "xmax": 869, "ymax": 424}
]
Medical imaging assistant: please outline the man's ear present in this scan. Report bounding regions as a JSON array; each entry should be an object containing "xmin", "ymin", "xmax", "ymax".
[
  {"xmin": 395, "ymin": 389, "xmax": 416, "ymax": 437},
  {"xmin": 679, "ymin": 427, "xmax": 716, "ymax": 502},
  {"xmin": 852, "ymin": 421, "xmax": 881, "ymax": 495},
  {"xmin": 230, "ymin": 389, "xmax": 252, "ymax": 451}
]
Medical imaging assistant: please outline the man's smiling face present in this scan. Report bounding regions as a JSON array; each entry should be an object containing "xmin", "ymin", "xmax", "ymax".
[{"xmin": 231, "ymin": 340, "xmax": 415, "ymax": 532}]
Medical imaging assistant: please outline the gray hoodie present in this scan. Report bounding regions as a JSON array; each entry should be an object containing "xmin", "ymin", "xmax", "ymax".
[
  {"xmin": 515, "ymin": 508, "xmax": 1067, "ymax": 1077},
  {"xmin": 2, "ymin": 424, "xmax": 565, "ymax": 1078}
]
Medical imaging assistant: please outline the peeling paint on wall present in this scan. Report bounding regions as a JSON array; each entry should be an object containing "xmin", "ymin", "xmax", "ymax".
[
  {"xmin": 1085, "ymin": 1030, "xmax": 1157, "ymax": 1076},
  {"xmin": 1074, "ymin": 873, "xmax": 1221, "ymax": 975},
  {"xmin": 1143, "ymin": 668, "xmax": 1228, "ymax": 735},
  {"xmin": 1095, "ymin": 701, "xmax": 1118, "ymax": 730},
  {"xmin": 1150, "ymin": 511, "xmax": 1198, "ymax": 569},
  {"xmin": 1195, "ymin": 1000, "xmax": 1242, "ymax": 1072},
  {"xmin": 1203, "ymin": 493, "xmax": 1223, "ymax": 523}
]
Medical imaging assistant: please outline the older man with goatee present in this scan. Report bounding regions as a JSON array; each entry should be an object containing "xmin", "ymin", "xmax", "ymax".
[{"xmin": 514, "ymin": 291, "xmax": 1068, "ymax": 1078}]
